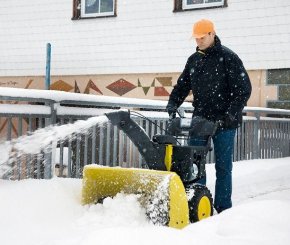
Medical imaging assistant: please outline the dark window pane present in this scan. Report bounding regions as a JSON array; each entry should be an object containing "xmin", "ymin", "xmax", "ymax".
[
  {"xmin": 206, "ymin": 0, "xmax": 222, "ymax": 3},
  {"xmin": 85, "ymin": 0, "xmax": 99, "ymax": 14},
  {"xmin": 187, "ymin": 0, "xmax": 204, "ymax": 4},
  {"xmin": 101, "ymin": 0, "xmax": 113, "ymax": 13},
  {"xmin": 268, "ymin": 69, "xmax": 290, "ymax": 85},
  {"xmin": 279, "ymin": 86, "xmax": 290, "ymax": 101},
  {"xmin": 267, "ymin": 101, "xmax": 290, "ymax": 110}
]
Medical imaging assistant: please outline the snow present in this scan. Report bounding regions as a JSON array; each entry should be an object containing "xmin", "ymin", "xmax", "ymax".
[
  {"xmin": 56, "ymin": 106, "xmax": 115, "ymax": 117},
  {"xmin": 2, "ymin": 88, "xmax": 290, "ymax": 119},
  {"xmin": 0, "ymin": 104, "xmax": 51, "ymax": 115},
  {"xmin": 0, "ymin": 116, "xmax": 108, "ymax": 158},
  {"xmin": 0, "ymin": 157, "xmax": 290, "ymax": 245},
  {"xmin": 244, "ymin": 106, "xmax": 290, "ymax": 116},
  {"xmin": 0, "ymin": 89, "xmax": 290, "ymax": 244},
  {"xmin": 0, "ymin": 87, "xmax": 192, "ymax": 110}
]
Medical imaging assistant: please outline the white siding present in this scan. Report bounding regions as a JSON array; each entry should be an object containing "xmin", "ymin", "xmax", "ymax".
[{"xmin": 0, "ymin": 0, "xmax": 290, "ymax": 76}]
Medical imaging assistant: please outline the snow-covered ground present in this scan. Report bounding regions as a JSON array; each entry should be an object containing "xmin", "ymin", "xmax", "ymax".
[
  {"xmin": 1, "ymin": 157, "xmax": 290, "ymax": 245},
  {"xmin": 0, "ymin": 108, "xmax": 289, "ymax": 245}
]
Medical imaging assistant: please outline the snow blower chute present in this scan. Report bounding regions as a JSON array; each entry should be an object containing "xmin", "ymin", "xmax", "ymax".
[{"xmin": 82, "ymin": 110, "xmax": 217, "ymax": 229}]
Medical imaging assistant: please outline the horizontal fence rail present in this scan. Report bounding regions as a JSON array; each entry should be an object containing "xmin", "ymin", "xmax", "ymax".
[{"xmin": 1, "ymin": 88, "xmax": 290, "ymax": 180}]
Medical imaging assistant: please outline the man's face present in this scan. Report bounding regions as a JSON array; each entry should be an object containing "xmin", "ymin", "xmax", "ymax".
[{"xmin": 195, "ymin": 32, "xmax": 215, "ymax": 51}]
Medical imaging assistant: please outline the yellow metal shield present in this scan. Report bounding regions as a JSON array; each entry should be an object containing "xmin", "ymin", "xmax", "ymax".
[{"xmin": 82, "ymin": 165, "xmax": 189, "ymax": 229}]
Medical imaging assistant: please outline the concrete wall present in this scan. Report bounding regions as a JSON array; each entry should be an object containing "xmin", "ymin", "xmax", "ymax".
[{"xmin": 0, "ymin": 69, "xmax": 278, "ymax": 108}]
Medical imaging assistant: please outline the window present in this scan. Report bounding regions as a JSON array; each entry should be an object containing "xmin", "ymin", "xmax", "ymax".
[
  {"xmin": 183, "ymin": 0, "xmax": 224, "ymax": 10},
  {"xmin": 72, "ymin": 0, "xmax": 116, "ymax": 19},
  {"xmin": 174, "ymin": 0, "xmax": 227, "ymax": 12}
]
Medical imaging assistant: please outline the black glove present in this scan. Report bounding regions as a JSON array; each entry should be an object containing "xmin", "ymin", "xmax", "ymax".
[{"xmin": 217, "ymin": 113, "xmax": 235, "ymax": 128}]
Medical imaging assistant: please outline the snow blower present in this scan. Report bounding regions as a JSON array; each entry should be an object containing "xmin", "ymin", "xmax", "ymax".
[{"xmin": 82, "ymin": 110, "xmax": 217, "ymax": 229}]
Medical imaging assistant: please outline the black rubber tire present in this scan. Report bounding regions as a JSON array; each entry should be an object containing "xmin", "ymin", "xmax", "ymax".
[{"xmin": 187, "ymin": 184, "xmax": 213, "ymax": 223}]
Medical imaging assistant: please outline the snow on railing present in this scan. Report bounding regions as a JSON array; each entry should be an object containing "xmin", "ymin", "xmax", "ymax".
[{"xmin": 1, "ymin": 88, "xmax": 290, "ymax": 180}]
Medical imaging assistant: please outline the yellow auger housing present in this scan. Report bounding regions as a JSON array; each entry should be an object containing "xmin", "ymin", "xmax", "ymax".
[{"xmin": 82, "ymin": 165, "xmax": 189, "ymax": 229}]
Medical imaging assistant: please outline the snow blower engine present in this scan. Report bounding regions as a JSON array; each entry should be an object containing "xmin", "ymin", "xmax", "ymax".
[{"xmin": 82, "ymin": 110, "xmax": 217, "ymax": 229}]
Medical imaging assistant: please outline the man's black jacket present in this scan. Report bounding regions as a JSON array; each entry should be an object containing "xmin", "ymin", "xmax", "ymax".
[{"xmin": 167, "ymin": 36, "xmax": 252, "ymax": 129}]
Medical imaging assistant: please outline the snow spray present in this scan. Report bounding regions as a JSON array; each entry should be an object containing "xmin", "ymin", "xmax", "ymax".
[{"xmin": 0, "ymin": 115, "xmax": 108, "ymax": 179}]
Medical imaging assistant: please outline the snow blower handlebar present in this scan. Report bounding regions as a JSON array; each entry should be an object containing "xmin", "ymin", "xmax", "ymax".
[
  {"xmin": 105, "ymin": 110, "xmax": 167, "ymax": 171},
  {"xmin": 105, "ymin": 110, "xmax": 217, "ymax": 180}
]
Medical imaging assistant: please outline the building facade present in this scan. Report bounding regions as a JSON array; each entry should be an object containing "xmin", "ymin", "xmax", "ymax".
[{"xmin": 1, "ymin": 0, "xmax": 290, "ymax": 108}]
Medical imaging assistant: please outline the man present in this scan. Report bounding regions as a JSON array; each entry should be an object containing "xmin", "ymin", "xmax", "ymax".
[{"xmin": 166, "ymin": 19, "xmax": 252, "ymax": 213}]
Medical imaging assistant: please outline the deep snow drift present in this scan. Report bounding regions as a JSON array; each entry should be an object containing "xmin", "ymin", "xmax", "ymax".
[{"xmin": 1, "ymin": 157, "xmax": 290, "ymax": 245}]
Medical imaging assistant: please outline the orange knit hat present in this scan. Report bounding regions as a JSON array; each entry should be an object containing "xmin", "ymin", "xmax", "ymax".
[{"xmin": 192, "ymin": 19, "xmax": 215, "ymax": 38}]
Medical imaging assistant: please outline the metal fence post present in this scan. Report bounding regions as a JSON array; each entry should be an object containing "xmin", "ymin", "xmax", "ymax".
[
  {"xmin": 50, "ymin": 102, "xmax": 58, "ymax": 125},
  {"xmin": 44, "ymin": 101, "xmax": 57, "ymax": 179},
  {"xmin": 178, "ymin": 108, "xmax": 185, "ymax": 117},
  {"xmin": 253, "ymin": 113, "xmax": 261, "ymax": 159},
  {"xmin": 45, "ymin": 43, "xmax": 51, "ymax": 90}
]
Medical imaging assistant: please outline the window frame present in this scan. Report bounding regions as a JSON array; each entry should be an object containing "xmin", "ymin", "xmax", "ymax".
[
  {"xmin": 183, "ymin": 0, "xmax": 224, "ymax": 10},
  {"xmin": 72, "ymin": 0, "xmax": 117, "ymax": 20},
  {"xmin": 174, "ymin": 0, "xmax": 227, "ymax": 12}
]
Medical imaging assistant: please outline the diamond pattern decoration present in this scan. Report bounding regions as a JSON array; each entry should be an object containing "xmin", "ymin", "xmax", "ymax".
[
  {"xmin": 154, "ymin": 87, "xmax": 170, "ymax": 96},
  {"xmin": 84, "ymin": 79, "xmax": 103, "ymax": 95},
  {"xmin": 107, "ymin": 78, "xmax": 136, "ymax": 96},
  {"xmin": 137, "ymin": 77, "xmax": 173, "ymax": 97},
  {"xmin": 138, "ymin": 79, "xmax": 150, "ymax": 95},
  {"xmin": 74, "ymin": 80, "xmax": 81, "ymax": 93},
  {"xmin": 154, "ymin": 77, "xmax": 172, "ymax": 96},
  {"xmin": 50, "ymin": 80, "xmax": 73, "ymax": 91},
  {"xmin": 156, "ymin": 77, "xmax": 172, "ymax": 87}
]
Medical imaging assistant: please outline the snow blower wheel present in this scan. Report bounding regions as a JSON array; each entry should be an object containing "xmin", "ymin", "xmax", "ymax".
[{"xmin": 187, "ymin": 184, "xmax": 213, "ymax": 223}]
